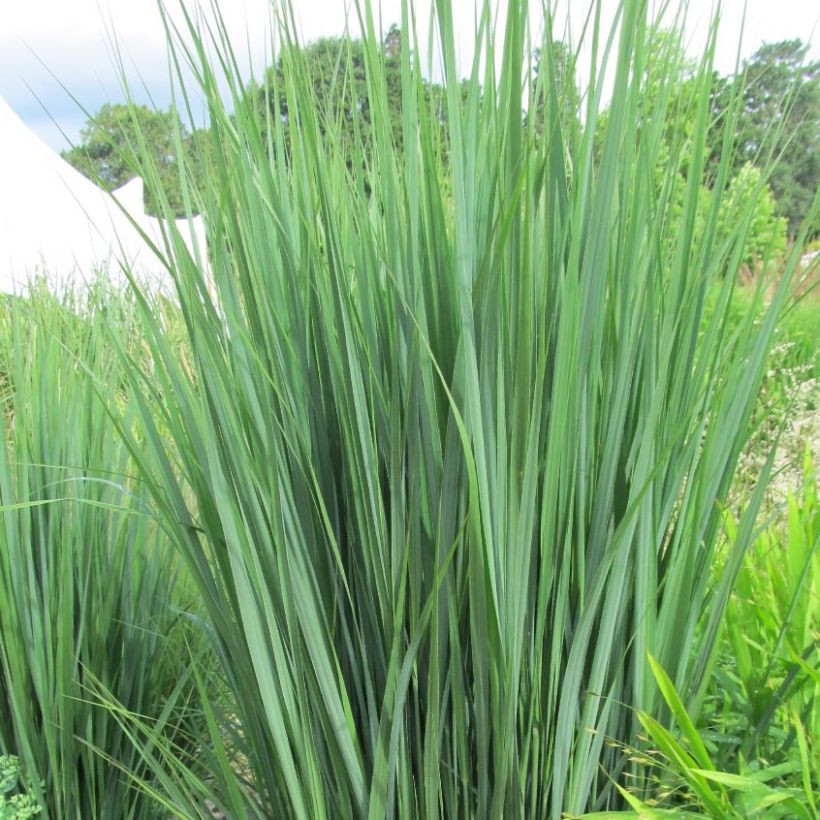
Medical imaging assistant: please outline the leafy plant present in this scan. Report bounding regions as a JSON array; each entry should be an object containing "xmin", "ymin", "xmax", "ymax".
[
  {"xmin": 711, "ymin": 452, "xmax": 819, "ymax": 768},
  {"xmin": 0, "ymin": 756, "xmax": 39, "ymax": 820},
  {"xmin": 579, "ymin": 655, "xmax": 818, "ymax": 818},
  {"xmin": 717, "ymin": 164, "xmax": 788, "ymax": 271}
]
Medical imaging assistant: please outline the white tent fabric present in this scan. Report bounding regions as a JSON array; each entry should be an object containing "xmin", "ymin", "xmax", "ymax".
[{"xmin": 0, "ymin": 95, "xmax": 206, "ymax": 295}]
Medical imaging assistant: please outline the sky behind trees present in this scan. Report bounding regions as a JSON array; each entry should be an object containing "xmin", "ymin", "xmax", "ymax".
[{"xmin": 1, "ymin": 0, "xmax": 818, "ymax": 150}]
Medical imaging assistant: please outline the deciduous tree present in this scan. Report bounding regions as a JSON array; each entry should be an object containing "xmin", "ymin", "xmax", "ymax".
[
  {"xmin": 62, "ymin": 103, "xmax": 193, "ymax": 217},
  {"xmin": 731, "ymin": 40, "xmax": 820, "ymax": 235}
]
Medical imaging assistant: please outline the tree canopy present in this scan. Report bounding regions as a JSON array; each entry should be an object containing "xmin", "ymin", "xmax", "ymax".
[
  {"xmin": 62, "ymin": 31, "xmax": 818, "ymax": 242},
  {"xmin": 724, "ymin": 39, "xmax": 820, "ymax": 235},
  {"xmin": 62, "ymin": 103, "xmax": 195, "ymax": 217},
  {"xmin": 250, "ymin": 28, "xmax": 404, "ymax": 163}
]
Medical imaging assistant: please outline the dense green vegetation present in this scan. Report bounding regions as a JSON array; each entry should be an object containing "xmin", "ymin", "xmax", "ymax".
[
  {"xmin": 1, "ymin": 0, "xmax": 818, "ymax": 817},
  {"xmin": 0, "ymin": 755, "xmax": 39, "ymax": 819},
  {"xmin": 595, "ymin": 455, "xmax": 820, "ymax": 817},
  {"xmin": 0, "ymin": 292, "xmax": 209, "ymax": 819}
]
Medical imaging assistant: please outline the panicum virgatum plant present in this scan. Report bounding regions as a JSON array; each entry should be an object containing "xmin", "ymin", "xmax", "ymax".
[
  {"xmin": 106, "ymin": 0, "xmax": 820, "ymax": 816},
  {"xmin": 0, "ymin": 292, "xmax": 205, "ymax": 819}
]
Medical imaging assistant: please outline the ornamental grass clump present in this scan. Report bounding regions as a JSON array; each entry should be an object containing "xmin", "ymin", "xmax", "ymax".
[
  {"xmin": 0, "ymin": 293, "xmax": 205, "ymax": 819},
  {"xmin": 110, "ymin": 0, "xmax": 818, "ymax": 816}
]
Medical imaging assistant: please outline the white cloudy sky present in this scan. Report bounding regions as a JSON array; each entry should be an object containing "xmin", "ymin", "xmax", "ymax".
[{"xmin": 1, "ymin": 0, "xmax": 818, "ymax": 151}]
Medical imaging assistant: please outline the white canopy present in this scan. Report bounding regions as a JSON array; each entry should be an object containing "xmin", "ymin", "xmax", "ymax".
[{"xmin": 0, "ymin": 95, "xmax": 205, "ymax": 295}]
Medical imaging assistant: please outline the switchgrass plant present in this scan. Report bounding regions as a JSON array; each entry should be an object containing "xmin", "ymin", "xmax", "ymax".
[
  {"xmin": 0, "ymin": 291, "xmax": 205, "ymax": 819},
  {"xmin": 108, "ymin": 0, "xmax": 819, "ymax": 815}
]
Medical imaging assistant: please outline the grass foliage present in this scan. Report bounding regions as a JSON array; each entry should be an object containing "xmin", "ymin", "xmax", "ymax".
[
  {"xmin": 0, "ymin": 0, "xmax": 818, "ymax": 817},
  {"xmin": 96, "ymin": 0, "xmax": 816, "ymax": 816},
  {"xmin": 0, "ymin": 293, "xmax": 204, "ymax": 819}
]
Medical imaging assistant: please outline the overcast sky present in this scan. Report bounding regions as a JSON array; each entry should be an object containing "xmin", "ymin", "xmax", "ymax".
[{"xmin": 1, "ymin": 0, "xmax": 818, "ymax": 152}]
